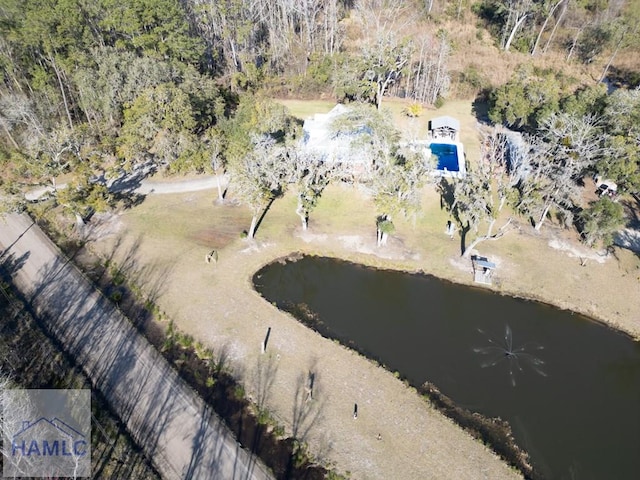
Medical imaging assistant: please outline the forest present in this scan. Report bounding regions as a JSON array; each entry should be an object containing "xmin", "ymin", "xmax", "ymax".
[{"xmin": 0, "ymin": 0, "xmax": 639, "ymax": 249}]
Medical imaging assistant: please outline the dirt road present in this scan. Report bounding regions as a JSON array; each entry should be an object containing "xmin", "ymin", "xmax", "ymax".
[{"xmin": 0, "ymin": 212, "xmax": 274, "ymax": 480}]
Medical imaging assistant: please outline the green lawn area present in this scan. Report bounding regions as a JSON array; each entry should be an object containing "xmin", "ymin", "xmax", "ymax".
[{"xmin": 274, "ymin": 98, "xmax": 335, "ymax": 120}]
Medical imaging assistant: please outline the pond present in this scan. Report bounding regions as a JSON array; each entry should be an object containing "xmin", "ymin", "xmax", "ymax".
[{"xmin": 253, "ymin": 255, "xmax": 640, "ymax": 480}]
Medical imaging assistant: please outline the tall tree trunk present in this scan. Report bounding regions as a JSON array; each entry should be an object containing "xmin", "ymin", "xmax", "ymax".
[
  {"xmin": 1, "ymin": 122, "xmax": 19, "ymax": 149},
  {"xmin": 248, "ymin": 214, "xmax": 258, "ymax": 239},
  {"xmin": 598, "ymin": 25, "xmax": 634, "ymax": 84},
  {"xmin": 531, "ymin": 0, "xmax": 564, "ymax": 56},
  {"xmin": 462, "ymin": 218, "xmax": 512, "ymax": 257},
  {"xmin": 433, "ymin": 34, "xmax": 449, "ymax": 104},
  {"xmin": 49, "ymin": 55, "xmax": 74, "ymax": 131},
  {"xmin": 543, "ymin": 0, "xmax": 568, "ymax": 53},
  {"xmin": 216, "ymin": 175, "xmax": 224, "ymax": 203},
  {"xmin": 504, "ymin": 14, "xmax": 529, "ymax": 51},
  {"xmin": 536, "ymin": 201, "xmax": 552, "ymax": 230},
  {"xmin": 426, "ymin": 0, "xmax": 434, "ymax": 14},
  {"xmin": 296, "ymin": 199, "xmax": 308, "ymax": 230},
  {"xmin": 413, "ymin": 40, "xmax": 425, "ymax": 102},
  {"xmin": 462, "ymin": 218, "xmax": 495, "ymax": 257},
  {"xmin": 462, "ymin": 236, "xmax": 482, "ymax": 258},
  {"xmin": 566, "ymin": 26, "xmax": 583, "ymax": 61},
  {"xmin": 324, "ymin": 0, "xmax": 339, "ymax": 55}
]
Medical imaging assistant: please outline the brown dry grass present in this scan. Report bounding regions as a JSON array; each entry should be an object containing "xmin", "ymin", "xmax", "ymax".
[
  {"xmin": 85, "ymin": 188, "xmax": 640, "ymax": 480},
  {"xmin": 83, "ymin": 99, "xmax": 640, "ymax": 480},
  {"xmin": 336, "ymin": 6, "xmax": 635, "ymax": 102},
  {"xmin": 87, "ymin": 189, "xmax": 523, "ymax": 480},
  {"xmin": 443, "ymin": 19, "xmax": 606, "ymax": 90}
]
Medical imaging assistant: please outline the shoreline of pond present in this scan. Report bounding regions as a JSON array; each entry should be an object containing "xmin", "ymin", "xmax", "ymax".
[
  {"xmin": 81, "ymin": 191, "xmax": 639, "ymax": 479},
  {"xmin": 255, "ymin": 254, "xmax": 538, "ymax": 479},
  {"xmin": 258, "ymin": 250, "xmax": 640, "ymax": 343},
  {"xmin": 251, "ymin": 252, "xmax": 640, "ymax": 480}
]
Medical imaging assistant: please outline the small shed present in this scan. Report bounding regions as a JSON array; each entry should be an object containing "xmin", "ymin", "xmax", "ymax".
[
  {"xmin": 429, "ymin": 116, "xmax": 460, "ymax": 140},
  {"xmin": 472, "ymin": 255, "xmax": 496, "ymax": 285}
]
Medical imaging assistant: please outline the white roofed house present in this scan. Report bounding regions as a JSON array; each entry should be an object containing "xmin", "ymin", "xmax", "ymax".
[
  {"xmin": 299, "ymin": 106, "xmax": 466, "ymax": 182},
  {"xmin": 299, "ymin": 104, "xmax": 382, "ymax": 182}
]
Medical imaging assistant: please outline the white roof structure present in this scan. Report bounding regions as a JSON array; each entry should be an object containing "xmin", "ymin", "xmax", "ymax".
[
  {"xmin": 300, "ymin": 104, "xmax": 372, "ymax": 173},
  {"xmin": 429, "ymin": 116, "xmax": 461, "ymax": 131},
  {"xmin": 300, "ymin": 106, "xmax": 466, "ymax": 179},
  {"xmin": 302, "ymin": 104, "xmax": 348, "ymax": 150}
]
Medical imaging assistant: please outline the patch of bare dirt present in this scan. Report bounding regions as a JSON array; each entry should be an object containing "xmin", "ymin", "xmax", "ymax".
[
  {"xmin": 190, "ymin": 227, "xmax": 243, "ymax": 249},
  {"xmin": 83, "ymin": 212, "xmax": 124, "ymax": 241},
  {"xmin": 298, "ymin": 230, "xmax": 420, "ymax": 262}
]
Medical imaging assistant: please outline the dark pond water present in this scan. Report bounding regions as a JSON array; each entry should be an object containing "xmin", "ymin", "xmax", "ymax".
[{"xmin": 253, "ymin": 255, "xmax": 640, "ymax": 480}]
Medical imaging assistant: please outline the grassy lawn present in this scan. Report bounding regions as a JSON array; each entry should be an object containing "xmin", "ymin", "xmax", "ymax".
[
  {"xmin": 111, "ymin": 176, "xmax": 640, "ymax": 337},
  {"xmin": 83, "ymin": 98, "xmax": 640, "ymax": 480},
  {"xmin": 107, "ymin": 97, "xmax": 640, "ymax": 339},
  {"xmin": 275, "ymin": 98, "xmax": 336, "ymax": 120}
]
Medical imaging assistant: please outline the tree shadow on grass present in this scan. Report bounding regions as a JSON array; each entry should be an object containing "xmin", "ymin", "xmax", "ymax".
[
  {"xmin": 291, "ymin": 359, "xmax": 325, "ymax": 445},
  {"xmin": 471, "ymin": 91, "xmax": 492, "ymax": 123},
  {"xmin": 0, "ymin": 276, "xmax": 160, "ymax": 480},
  {"xmin": 7, "ymin": 216, "xmax": 330, "ymax": 479},
  {"xmin": 253, "ymin": 192, "xmax": 283, "ymax": 239},
  {"xmin": 0, "ymin": 251, "xmax": 31, "ymax": 283}
]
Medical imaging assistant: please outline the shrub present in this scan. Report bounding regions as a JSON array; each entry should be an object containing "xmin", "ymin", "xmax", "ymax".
[
  {"xmin": 578, "ymin": 197, "xmax": 624, "ymax": 248},
  {"xmin": 402, "ymin": 103, "xmax": 423, "ymax": 118},
  {"xmin": 233, "ymin": 384, "xmax": 245, "ymax": 400},
  {"xmin": 109, "ymin": 290, "xmax": 122, "ymax": 304}
]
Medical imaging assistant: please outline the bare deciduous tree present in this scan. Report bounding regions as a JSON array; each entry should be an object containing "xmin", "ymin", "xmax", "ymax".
[
  {"xmin": 531, "ymin": 0, "xmax": 566, "ymax": 56},
  {"xmin": 371, "ymin": 146, "xmax": 429, "ymax": 247},
  {"xmin": 438, "ymin": 140, "xmax": 516, "ymax": 257},
  {"xmin": 360, "ymin": 32, "xmax": 414, "ymax": 110},
  {"xmin": 502, "ymin": 0, "xmax": 534, "ymax": 51},
  {"xmin": 515, "ymin": 113, "xmax": 604, "ymax": 231},
  {"xmin": 1, "ymin": 372, "xmax": 38, "ymax": 477},
  {"xmin": 405, "ymin": 31, "xmax": 451, "ymax": 105},
  {"xmin": 204, "ymin": 128, "xmax": 227, "ymax": 203}
]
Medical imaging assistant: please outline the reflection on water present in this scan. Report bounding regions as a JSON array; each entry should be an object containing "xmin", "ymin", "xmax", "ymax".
[
  {"xmin": 474, "ymin": 325, "xmax": 546, "ymax": 387},
  {"xmin": 253, "ymin": 255, "xmax": 640, "ymax": 480}
]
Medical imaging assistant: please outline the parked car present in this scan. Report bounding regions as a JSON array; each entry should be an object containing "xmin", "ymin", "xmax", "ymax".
[{"xmin": 596, "ymin": 179, "xmax": 618, "ymax": 198}]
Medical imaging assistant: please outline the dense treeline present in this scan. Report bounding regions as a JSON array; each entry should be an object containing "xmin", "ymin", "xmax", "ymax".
[
  {"xmin": 0, "ymin": 0, "xmax": 638, "ymax": 248},
  {"xmin": 486, "ymin": 63, "xmax": 640, "ymax": 191},
  {"xmin": 0, "ymin": 0, "xmax": 455, "ymax": 223},
  {"xmin": 474, "ymin": 0, "xmax": 640, "ymax": 62},
  {"xmin": 0, "ymin": 0, "xmax": 224, "ymax": 212}
]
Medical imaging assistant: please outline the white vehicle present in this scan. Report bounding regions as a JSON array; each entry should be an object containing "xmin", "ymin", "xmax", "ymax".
[{"xmin": 596, "ymin": 179, "xmax": 618, "ymax": 198}]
